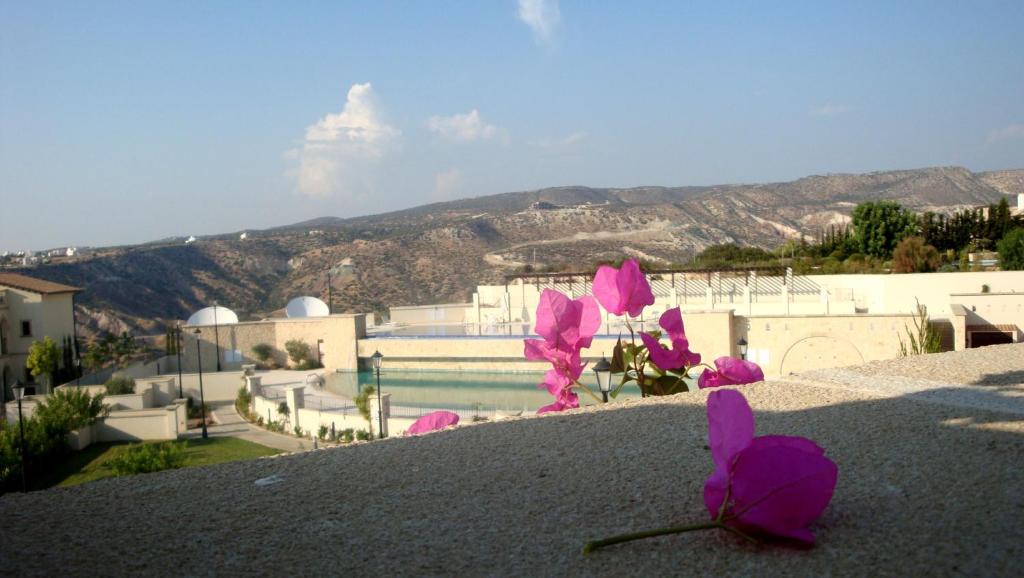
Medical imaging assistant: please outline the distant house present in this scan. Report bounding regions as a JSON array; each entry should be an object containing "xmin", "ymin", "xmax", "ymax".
[
  {"xmin": 0, "ymin": 273, "xmax": 81, "ymax": 400},
  {"xmin": 185, "ymin": 236, "xmax": 197, "ymax": 245},
  {"xmin": 65, "ymin": 247, "xmax": 77, "ymax": 257},
  {"xmin": 239, "ymin": 232, "xmax": 248, "ymax": 240}
]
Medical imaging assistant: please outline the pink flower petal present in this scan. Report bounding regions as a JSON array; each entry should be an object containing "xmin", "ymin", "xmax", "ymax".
[
  {"xmin": 640, "ymin": 331, "xmax": 686, "ymax": 371},
  {"xmin": 405, "ymin": 411, "xmax": 460, "ymax": 435},
  {"xmin": 592, "ymin": 259, "xmax": 654, "ymax": 317},
  {"xmin": 727, "ymin": 438, "xmax": 838, "ymax": 543},
  {"xmin": 659, "ymin": 308, "xmax": 685, "ymax": 339},
  {"xmin": 593, "ymin": 264, "xmax": 623, "ymax": 315},
  {"xmin": 704, "ymin": 389, "xmax": 756, "ymax": 517},
  {"xmin": 618, "ymin": 259, "xmax": 655, "ymax": 317},
  {"xmin": 697, "ymin": 357, "xmax": 764, "ymax": 389}
]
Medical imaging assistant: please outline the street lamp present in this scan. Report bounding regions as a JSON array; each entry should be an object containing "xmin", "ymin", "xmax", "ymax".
[
  {"xmin": 13, "ymin": 380, "xmax": 27, "ymax": 492},
  {"xmin": 317, "ymin": 339, "xmax": 324, "ymax": 368},
  {"xmin": 371, "ymin": 350, "xmax": 383, "ymax": 439},
  {"xmin": 193, "ymin": 328, "xmax": 208, "ymax": 439},
  {"xmin": 175, "ymin": 324, "xmax": 183, "ymax": 398},
  {"xmin": 593, "ymin": 356, "xmax": 612, "ymax": 403},
  {"xmin": 737, "ymin": 338, "xmax": 748, "ymax": 361},
  {"xmin": 212, "ymin": 302, "xmax": 221, "ymax": 372}
]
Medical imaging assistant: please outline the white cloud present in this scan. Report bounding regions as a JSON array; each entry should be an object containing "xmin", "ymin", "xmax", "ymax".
[
  {"xmin": 432, "ymin": 168, "xmax": 464, "ymax": 201},
  {"xmin": 809, "ymin": 103, "xmax": 852, "ymax": 117},
  {"xmin": 532, "ymin": 131, "xmax": 587, "ymax": 149},
  {"xmin": 987, "ymin": 124, "xmax": 1024, "ymax": 144},
  {"xmin": 518, "ymin": 0, "xmax": 560, "ymax": 44},
  {"xmin": 288, "ymin": 83, "xmax": 400, "ymax": 198},
  {"xmin": 426, "ymin": 109, "xmax": 499, "ymax": 142}
]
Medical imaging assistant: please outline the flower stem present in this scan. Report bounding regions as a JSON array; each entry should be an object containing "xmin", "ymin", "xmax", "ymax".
[
  {"xmin": 582, "ymin": 521, "xmax": 722, "ymax": 554},
  {"xmin": 572, "ymin": 381, "xmax": 605, "ymax": 404}
]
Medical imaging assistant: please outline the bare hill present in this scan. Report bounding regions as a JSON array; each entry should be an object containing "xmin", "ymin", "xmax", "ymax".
[{"xmin": 14, "ymin": 165, "xmax": 1017, "ymax": 338}]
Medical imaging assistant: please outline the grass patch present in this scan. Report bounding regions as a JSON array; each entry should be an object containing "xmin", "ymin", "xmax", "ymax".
[{"xmin": 51, "ymin": 438, "xmax": 281, "ymax": 488}]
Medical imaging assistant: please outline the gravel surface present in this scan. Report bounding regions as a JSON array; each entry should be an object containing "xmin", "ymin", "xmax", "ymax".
[{"xmin": 2, "ymin": 344, "xmax": 1022, "ymax": 577}]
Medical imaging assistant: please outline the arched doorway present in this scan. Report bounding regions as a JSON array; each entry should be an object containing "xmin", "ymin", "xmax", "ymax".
[{"xmin": 779, "ymin": 336, "xmax": 865, "ymax": 375}]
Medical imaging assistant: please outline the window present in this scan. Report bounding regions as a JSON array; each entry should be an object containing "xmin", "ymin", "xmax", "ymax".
[{"xmin": 20, "ymin": 320, "xmax": 31, "ymax": 337}]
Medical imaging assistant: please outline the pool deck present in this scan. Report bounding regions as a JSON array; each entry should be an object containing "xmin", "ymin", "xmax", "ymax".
[{"xmin": 0, "ymin": 344, "xmax": 1021, "ymax": 576}]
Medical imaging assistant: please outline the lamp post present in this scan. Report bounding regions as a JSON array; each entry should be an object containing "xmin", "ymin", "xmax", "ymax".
[
  {"xmin": 193, "ymin": 329, "xmax": 208, "ymax": 439},
  {"xmin": 737, "ymin": 338, "xmax": 748, "ymax": 361},
  {"xmin": 593, "ymin": 356, "xmax": 612, "ymax": 403},
  {"xmin": 175, "ymin": 324, "xmax": 183, "ymax": 398},
  {"xmin": 371, "ymin": 350, "xmax": 383, "ymax": 439},
  {"xmin": 326, "ymin": 270, "xmax": 333, "ymax": 315},
  {"xmin": 13, "ymin": 380, "xmax": 27, "ymax": 492},
  {"xmin": 317, "ymin": 339, "xmax": 324, "ymax": 368},
  {"xmin": 212, "ymin": 302, "xmax": 221, "ymax": 372}
]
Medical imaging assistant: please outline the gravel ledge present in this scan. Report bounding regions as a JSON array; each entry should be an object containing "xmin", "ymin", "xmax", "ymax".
[{"xmin": 1, "ymin": 344, "xmax": 1022, "ymax": 577}]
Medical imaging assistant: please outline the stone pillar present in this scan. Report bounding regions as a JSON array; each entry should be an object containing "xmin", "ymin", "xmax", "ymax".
[
  {"xmin": 705, "ymin": 286, "xmax": 714, "ymax": 309},
  {"xmin": 472, "ymin": 293, "xmax": 482, "ymax": 324},
  {"xmin": 669, "ymin": 287, "xmax": 678, "ymax": 308},
  {"xmin": 246, "ymin": 376, "xmax": 262, "ymax": 397},
  {"xmin": 820, "ymin": 287, "xmax": 830, "ymax": 315},
  {"xmin": 286, "ymin": 385, "xmax": 305, "ymax": 431},
  {"xmin": 781, "ymin": 285, "xmax": 790, "ymax": 315},
  {"xmin": 743, "ymin": 286, "xmax": 752, "ymax": 315},
  {"xmin": 368, "ymin": 392, "xmax": 392, "ymax": 438}
]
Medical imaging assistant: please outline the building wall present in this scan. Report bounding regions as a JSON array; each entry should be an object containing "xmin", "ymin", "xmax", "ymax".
[
  {"xmin": 739, "ymin": 313, "xmax": 917, "ymax": 375},
  {"xmin": 0, "ymin": 288, "xmax": 75, "ymax": 397},
  {"xmin": 180, "ymin": 314, "xmax": 367, "ymax": 373},
  {"xmin": 390, "ymin": 303, "xmax": 469, "ymax": 325}
]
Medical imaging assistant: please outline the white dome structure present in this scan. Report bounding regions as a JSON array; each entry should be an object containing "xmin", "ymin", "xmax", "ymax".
[
  {"xmin": 286, "ymin": 296, "xmax": 330, "ymax": 318},
  {"xmin": 187, "ymin": 306, "xmax": 239, "ymax": 326}
]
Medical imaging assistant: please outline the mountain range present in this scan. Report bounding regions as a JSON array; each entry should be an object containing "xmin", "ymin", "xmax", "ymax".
[{"xmin": 14, "ymin": 165, "xmax": 1024, "ymax": 339}]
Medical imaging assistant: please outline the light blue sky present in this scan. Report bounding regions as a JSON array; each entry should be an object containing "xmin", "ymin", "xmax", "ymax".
[{"xmin": 2, "ymin": 0, "xmax": 1022, "ymax": 251}]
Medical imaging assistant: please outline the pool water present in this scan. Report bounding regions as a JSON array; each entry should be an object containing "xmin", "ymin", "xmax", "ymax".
[
  {"xmin": 367, "ymin": 321, "xmax": 659, "ymax": 338},
  {"xmin": 324, "ymin": 370, "xmax": 697, "ymax": 415}
]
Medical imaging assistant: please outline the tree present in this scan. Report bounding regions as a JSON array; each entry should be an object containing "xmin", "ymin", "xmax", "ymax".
[
  {"xmin": 284, "ymin": 340, "xmax": 311, "ymax": 366},
  {"xmin": 354, "ymin": 384, "xmax": 376, "ymax": 427},
  {"xmin": 997, "ymin": 227, "xmax": 1024, "ymax": 270},
  {"xmin": 251, "ymin": 343, "xmax": 274, "ymax": 364},
  {"xmin": 26, "ymin": 337, "xmax": 60, "ymax": 389},
  {"xmin": 892, "ymin": 236, "xmax": 941, "ymax": 273},
  {"xmin": 852, "ymin": 201, "xmax": 919, "ymax": 258},
  {"xmin": 82, "ymin": 332, "xmax": 140, "ymax": 373}
]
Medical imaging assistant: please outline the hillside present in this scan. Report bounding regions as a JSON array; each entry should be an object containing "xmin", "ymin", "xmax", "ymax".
[{"xmin": 13, "ymin": 165, "xmax": 1016, "ymax": 338}]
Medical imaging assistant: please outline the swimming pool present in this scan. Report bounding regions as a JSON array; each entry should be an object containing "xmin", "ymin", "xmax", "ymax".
[{"xmin": 324, "ymin": 369, "xmax": 697, "ymax": 415}]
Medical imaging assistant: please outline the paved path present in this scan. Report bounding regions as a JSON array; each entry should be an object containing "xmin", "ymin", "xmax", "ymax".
[{"xmin": 181, "ymin": 401, "xmax": 313, "ymax": 453}]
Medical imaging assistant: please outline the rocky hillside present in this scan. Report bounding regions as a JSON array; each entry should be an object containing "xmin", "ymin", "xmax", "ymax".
[{"xmin": 15, "ymin": 166, "xmax": 1017, "ymax": 339}]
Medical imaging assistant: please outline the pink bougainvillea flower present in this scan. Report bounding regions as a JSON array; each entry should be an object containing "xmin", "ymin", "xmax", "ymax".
[
  {"xmin": 537, "ymin": 387, "xmax": 580, "ymax": 414},
  {"xmin": 533, "ymin": 289, "xmax": 601, "ymax": 351},
  {"xmin": 704, "ymin": 389, "xmax": 838, "ymax": 544},
  {"xmin": 639, "ymin": 308, "xmax": 701, "ymax": 370},
  {"xmin": 524, "ymin": 340, "xmax": 586, "ymax": 388},
  {"xmin": 697, "ymin": 356, "xmax": 764, "ymax": 389},
  {"xmin": 592, "ymin": 258, "xmax": 655, "ymax": 317},
  {"xmin": 405, "ymin": 411, "xmax": 460, "ymax": 435}
]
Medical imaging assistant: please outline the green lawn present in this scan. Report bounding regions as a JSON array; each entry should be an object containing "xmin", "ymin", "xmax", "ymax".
[{"xmin": 46, "ymin": 438, "xmax": 281, "ymax": 488}]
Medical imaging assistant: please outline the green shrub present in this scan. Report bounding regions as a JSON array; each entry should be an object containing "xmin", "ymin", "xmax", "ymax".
[
  {"xmin": 107, "ymin": 442, "xmax": 186, "ymax": 476},
  {"xmin": 104, "ymin": 374, "xmax": 136, "ymax": 395},
  {"xmin": 355, "ymin": 429, "xmax": 371, "ymax": 441},
  {"xmin": 251, "ymin": 343, "xmax": 274, "ymax": 363},
  {"xmin": 340, "ymin": 428, "xmax": 354, "ymax": 443},
  {"xmin": 34, "ymin": 388, "xmax": 109, "ymax": 436},
  {"xmin": 235, "ymin": 386, "xmax": 253, "ymax": 419},
  {"xmin": 293, "ymin": 425, "xmax": 304, "ymax": 437},
  {"xmin": 186, "ymin": 397, "xmax": 212, "ymax": 420},
  {"xmin": 284, "ymin": 340, "xmax": 312, "ymax": 366},
  {"xmin": 318, "ymin": 425, "xmax": 329, "ymax": 440},
  {"xmin": 277, "ymin": 402, "xmax": 289, "ymax": 418},
  {"xmin": 294, "ymin": 359, "xmax": 323, "ymax": 371},
  {"xmin": 354, "ymin": 384, "xmax": 375, "ymax": 426}
]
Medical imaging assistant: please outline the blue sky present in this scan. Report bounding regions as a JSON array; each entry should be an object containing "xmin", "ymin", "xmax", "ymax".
[{"xmin": 1, "ymin": 0, "xmax": 1022, "ymax": 250}]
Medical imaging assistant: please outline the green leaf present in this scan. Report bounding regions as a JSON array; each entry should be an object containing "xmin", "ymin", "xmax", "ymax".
[{"xmin": 609, "ymin": 337, "xmax": 625, "ymax": 374}]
